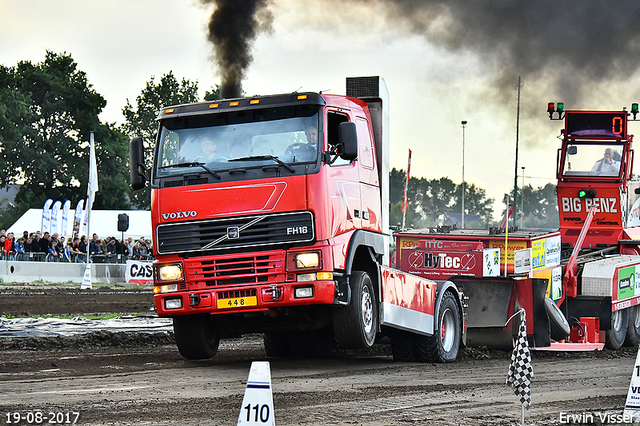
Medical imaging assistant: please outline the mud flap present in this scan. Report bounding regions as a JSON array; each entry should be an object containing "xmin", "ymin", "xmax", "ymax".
[
  {"xmin": 531, "ymin": 278, "xmax": 551, "ymax": 347},
  {"xmin": 452, "ymin": 277, "xmax": 514, "ymax": 349}
]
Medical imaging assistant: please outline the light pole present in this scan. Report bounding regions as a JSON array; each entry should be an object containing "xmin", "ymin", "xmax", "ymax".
[
  {"xmin": 520, "ymin": 166, "xmax": 525, "ymax": 229},
  {"xmin": 461, "ymin": 120, "xmax": 467, "ymax": 228}
]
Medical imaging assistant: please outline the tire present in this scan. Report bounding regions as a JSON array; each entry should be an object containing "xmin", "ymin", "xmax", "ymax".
[
  {"xmin": 332, "ymin": 270, "xmax": 377, "ymax": 349},
  {"xmin": 544, "ymin": 296, "xmax": 570, "ymax": 341},
  {"xmin": 416, "ymin": 291, "xmax": 461, "ymax": 363},
  {"xmin": 173, "ymin": 315, "xmax": 220, "ymax": 360},
  {"xmin": 263, "ymin": 332, "xmax": 292, "ymax": 358},
  {"xmin": 288, "ymin": 328, "xmax": 336, "ymax": 358},
  {"xmin": 625, "ymin": 306, "xmax": 640, "ymax": 346},
  {"xmin": 389, "ymin": 329, "xmax": 417, "ymax": 362},
  {"xmin": 606, "ymin": 308, "xmax": 629, "ymax": 350}
]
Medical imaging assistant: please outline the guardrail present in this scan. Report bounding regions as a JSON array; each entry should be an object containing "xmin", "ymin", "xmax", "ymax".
[{"xmin": 0, "ymin": 259, "xmax": 151, "ymax": 284}]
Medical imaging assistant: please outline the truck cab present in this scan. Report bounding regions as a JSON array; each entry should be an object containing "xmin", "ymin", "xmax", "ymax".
[
  {"xmin": 554, "ymin": 108, "xmax": 640, "ymax": 249},
  {"xmin": 130, "ymin": 77, "xmax": 463, "ymax": 361}
]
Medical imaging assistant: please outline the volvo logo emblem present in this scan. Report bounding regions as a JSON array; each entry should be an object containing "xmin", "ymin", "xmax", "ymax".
[
  {"xmin": 227, "ymin": 226, "xmax": 240, "ymax": 239},
  {"xmin": 161, "ymin": 211, "xmax": 197, "ymax": 220}
]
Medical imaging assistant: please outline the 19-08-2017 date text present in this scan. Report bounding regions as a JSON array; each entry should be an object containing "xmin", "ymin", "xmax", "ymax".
[{"xmin": 4, "ymin": 412, "xmax": 79, "ymax": 424}]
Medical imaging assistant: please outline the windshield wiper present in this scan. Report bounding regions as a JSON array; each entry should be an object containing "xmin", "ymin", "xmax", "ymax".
[
  {"xmin": 159, "ymin": 162, "xmax": 221, "ymax": 180},
  {"xmin": 228, "ymin": 155, "xmax": 295, "ymax": 173}
]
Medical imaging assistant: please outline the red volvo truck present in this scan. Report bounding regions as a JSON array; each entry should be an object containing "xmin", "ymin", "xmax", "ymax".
[
  {"xmin": 394, "ymin": 104, "xmax": 640, "ymax": 351},
  {"xmin": 130, "ymin": 77, "xmax": 463, "ymax": 361}
]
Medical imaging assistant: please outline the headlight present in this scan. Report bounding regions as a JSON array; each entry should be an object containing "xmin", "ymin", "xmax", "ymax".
[
  {"xmin": 294, "ymin": 286, "xmax": 314, "ymax": 298},
  {"xmin": 155, "ymin": 284, "xmax": 179, "ymax": 294},
  {"xmin": 164, "ymin": 298, "xmax": 183, "ymax": 310},
  {"xmin": 156, "ymin": 263, "xmax": 184, "ymax": 282},
  {"xmin": 286, "ymin": 251, "xmax": 322, "ymax": 271}
]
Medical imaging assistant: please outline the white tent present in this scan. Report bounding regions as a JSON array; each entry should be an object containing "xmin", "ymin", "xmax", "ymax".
[{"xmin": 8, "ymin": 209, "xmax": 152, "ymax": 241}]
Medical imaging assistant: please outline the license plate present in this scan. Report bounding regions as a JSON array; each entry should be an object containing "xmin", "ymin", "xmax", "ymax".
[{"xmin": 216, "ymin": 296, "xmax": 258, "ymax": 309}]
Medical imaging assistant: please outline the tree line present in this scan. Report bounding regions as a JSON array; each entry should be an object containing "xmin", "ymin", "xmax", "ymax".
[
  {"xmin": 389, "ymin": 168, "xmax": 559, "ymax": 230},
  {"xmin": 0, "ymin": 51, "xmax": 559, "ymax": 230}
]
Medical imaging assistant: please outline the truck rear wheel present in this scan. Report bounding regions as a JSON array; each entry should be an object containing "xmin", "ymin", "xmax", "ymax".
[
  {"xmin": 626, "ymin": 306, "xmax": 640, "ymax": 346},
  {"xmin": 389, "ymin": 329, "xmax": 417, "ymax": 362},
  {"xmin": 263, "ymin": 332, "xmax": 292, "ymax": 357},
  {"xmin": 332, "ymin": 270, "xmax": 377, "ymax": 349},
  {"xmin": 173, "ymin": 315, "xmax": 220, "ymax": 360},
  {"xmin": 416, "ymin": 291, "xmax": 461, "ymax": 363},
  {"xmin": 606, "ymin": 308, "xmax": 629, "ymax": 350}
]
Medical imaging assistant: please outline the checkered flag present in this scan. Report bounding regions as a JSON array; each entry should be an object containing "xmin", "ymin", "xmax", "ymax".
[{"xmin": 506, "ymin": 311, "xmax": 533, "ymax": 409}]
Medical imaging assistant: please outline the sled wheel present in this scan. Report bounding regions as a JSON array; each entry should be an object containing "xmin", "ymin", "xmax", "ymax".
[
  {"xmin": 544, "ymin": 297, "xmax": 570, "ymax": 341},
  {"xmin": 173, "ymin": 315, "xmax": 220, "ymax": 360},
  {"xmin": 416, "ymin": 292, "xmax": 461, "ymax": 363},
  {"xmin": 625, "ymin": 306, "xmax": 640, "ymax": 346},
  {"xmin": 606, "ymin": 308, "xmax": 629, "ymax": 350},
  {"xmin": 332, "ymin": 270, "xmax": 377, "ymax": 349}
]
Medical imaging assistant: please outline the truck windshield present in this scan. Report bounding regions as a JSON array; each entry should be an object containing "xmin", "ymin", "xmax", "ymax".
[
  {"xmin": 563, "ymin": 142, "xmax": 624, "ymax": 177},
  {"xmin": 155, "ymin": 105, "xmax": 320, "ymax": 177}
]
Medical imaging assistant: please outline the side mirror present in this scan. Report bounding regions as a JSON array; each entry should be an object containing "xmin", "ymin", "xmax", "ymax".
[
  {"xmin": 338, "ymin": 122, "xmax": 358, "ymax": 161},
  {"xmin": 130, "ymin": 137, "xmax": 147, "ymax": 190},
  {"xmin": 567, "ymin": 146, "xmax": 577, "ymax": 155}
]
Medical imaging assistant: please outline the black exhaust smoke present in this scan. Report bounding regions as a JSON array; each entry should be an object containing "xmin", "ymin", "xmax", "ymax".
[{"xmin": 201, "ymin": 0, "xmax": 273, "ymax": 99}]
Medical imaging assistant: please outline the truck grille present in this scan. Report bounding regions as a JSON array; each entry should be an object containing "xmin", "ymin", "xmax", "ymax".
[
  {"xmin": 186, "ymin": 253, "xmax": 284, "ymax": 287},
  {"xmin": 156, "ymin": 211, "xmax": 314, "ymax": 255}
]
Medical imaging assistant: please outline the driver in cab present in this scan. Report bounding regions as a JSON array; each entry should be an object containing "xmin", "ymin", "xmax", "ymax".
[
  {"xmin": 591, "ymin": 148, "xmax": 620, "ymax": 176},
  {"xmin": 285, "ymin": 125, "xmax": 318, "ymax": 162},
  {"xmin": 196, "ymin": 133, "xmax": 228, "ymax": 163}
]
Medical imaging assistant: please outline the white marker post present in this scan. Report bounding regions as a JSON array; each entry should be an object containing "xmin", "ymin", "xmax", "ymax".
[
  {"xmin": 237, "ymin": 361, "xmax": 275, "ymax": 426},
  {"xmin": 80, "ymin": 263, "xmax": 92, "ymax": 290},
  {"xmin": 624, "ymin": 347, "xmax": 640, "ymax": 422}
]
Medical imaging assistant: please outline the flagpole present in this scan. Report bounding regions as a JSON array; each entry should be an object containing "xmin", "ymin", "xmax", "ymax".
[
  {"xmin": 86, "ymin": 132, "xmax": 94, "ymax": 267},
  {"xmin": 402, "ymin": 149, "xmax": 412, "ymax": 229},
  {"xmin": 504, "ymin": 198, "xmax": 509, "ymax": 277},
  {"xmin": 81, "ymin": 131, "xmax": 98, "ymax": 290}
]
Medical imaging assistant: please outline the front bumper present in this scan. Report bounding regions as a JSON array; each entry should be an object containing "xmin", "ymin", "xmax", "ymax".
[{"xmin": 155, "ymin": 279, "xmax": 337, "ymax": 316}]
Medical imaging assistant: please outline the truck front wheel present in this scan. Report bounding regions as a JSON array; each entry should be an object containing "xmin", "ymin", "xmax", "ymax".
[
  {"xmin": 173, "ymin": 315, "xmax": 220, "ymax": 360},
  {"xmin": 332, "ymin": 270, "xmax": 377, "ymax": 349},
  {"xmin": 416, "ymin": 291, "xmax": 461, "ymax": 363}
]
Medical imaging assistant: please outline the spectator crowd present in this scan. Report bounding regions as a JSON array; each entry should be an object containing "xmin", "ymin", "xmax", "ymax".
[{"xmin": 0, "ymin": 229, "xmax": 153, "ymax": 263}]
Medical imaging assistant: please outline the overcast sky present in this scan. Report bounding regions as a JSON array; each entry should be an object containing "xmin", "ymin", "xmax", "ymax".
[{"xmin": 3, "ymin": 0, "xmax": 640, "ymax": 221}]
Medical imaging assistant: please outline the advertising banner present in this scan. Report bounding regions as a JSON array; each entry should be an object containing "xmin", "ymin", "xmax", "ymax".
[
  {"xmin": 41, "ymin": 198, "xmax": 53, "ymax": 234},
  {"xmin": 399, "ymin": 240, "xmax": 495, "ymax": 280},
  {"xmin": 50, "ymin": 200, "xmax": 62, "ymax": 235},
  {"xmin": 514, "ymin": 248, "xmax": 532, "ymax": 276},
  {"xmin": 125, "ymin": 260, "xmax": 153, "ymax": 285},
  {"xmin": 61, "ymin": 200, "xmax": 71, "ymax": 238}
]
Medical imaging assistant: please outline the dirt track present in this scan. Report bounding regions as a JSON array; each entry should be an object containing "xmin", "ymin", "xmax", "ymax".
[
  {"xmin": 0, "ymin": 284, "xmax": 154, "ymax": 317},
  {"xmin": 0, "ymin": 286, "xmax": 638, "ymax": 425},
  {"xmin": 0, "ymin": 332, "xmax": 637, "ymax": 426}
]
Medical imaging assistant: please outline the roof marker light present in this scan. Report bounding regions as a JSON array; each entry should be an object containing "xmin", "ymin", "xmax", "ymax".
[
  {"xmin": 547, "ymin": 101, "xmax": 565, "ymax": 120},
  {"xmin": 250, "ymin": 99, "xmax": 260, "ymax": 104},
  {"xmin": 297, "ymin": 95, "xmax": 308, "ymax": 100},
  {"xmin": 209, "ymin": 103, "xmax": 219, "ymax": 109},
  {"xmin": 547, "ymin": 102, "xmax": 555, "ymax": 119},
  {"xmin": 230, "ymin": 101, "xmax": 239, "ymax": 107},
  {"xmin": 165, "ymin": 108, "xmax": 175, "ymax": 114}
]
